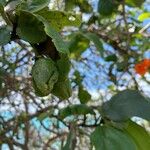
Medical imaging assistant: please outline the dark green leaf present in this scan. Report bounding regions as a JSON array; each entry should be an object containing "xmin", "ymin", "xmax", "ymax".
[
  {"xmin": 18, "ymin": 0, "xmax": 49, "ymax": 12},
  {"xmin": 77, "ymin": 0, "xmax": 93, "ymax": 13},
  {"xmin": 56, "ymin": 53, "xmax": 70, "ymax": 80},
  {"xmin": 32, "ymin": 58, "xmax": 58, "ymax": 97},
  {"xmin": 36, "ymin": 8, "xmax": 81, "ymax": 31},
  {"xmin": 101, "ymin": 90, "xmax": 150, "ymax": 121},
  {"xmin": 65, "ymin": 0, "xmax": 75, "ymax": 11},
  {"xmin": 59, "ymin": 104, "xmax": 95, "ymax": 119},
  {"xmin": 42, "ymin": 20, "xmax": 69, "ymax": 53},
  {"xmin": 17, "ymin": 11, "xmax": 46, "ymax": 43},
  {"xmin": 0, "ymin": 67, "xmax": 6, "ymax": 89},
  {"xmin": 65, "ymin": 0, "xmax": 92, "ymax": 13},
  {"xmin": 125, "ymin": 120, "xmax": 150, "ymax": 150},
  {"xmin": 0, "ymin": 0, "xmax": 6, "ymax": 6},
  {"xmin": 98, "ymin": 0, "xmax": 118, "ymax": 16},
  {"xmin": 78, "ymin": 85, "xmax": 91, "ymax": 104},
  {"xmin": 0, "ymin": 26, "xmax": 12, "ymax": 45},
  {"xmin": 117, "ymin": 61, "xmax": 128, "ymax": 72},
  {"xmin": 52, "ymin": 79, "xmax": 72, "ymax": 100},
  {"xmin": 90, "ymin": 125, "xmax": 137, "ymax": 150},
  {"xmin": 0, "ymin": 3, "xmax": 4, "ymax": 13},
  {"xmin": 105, "ymin": 54, "xmax": 117, "ymax": 62},
  {"xmin": 74, "ymin": 71, "xmax": 82, "ymax": 85}
]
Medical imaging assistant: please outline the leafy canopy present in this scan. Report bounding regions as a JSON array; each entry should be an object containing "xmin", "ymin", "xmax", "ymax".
[{"xmin": 0, "ymin": 0, "xmax": 150, "ymax": 149}]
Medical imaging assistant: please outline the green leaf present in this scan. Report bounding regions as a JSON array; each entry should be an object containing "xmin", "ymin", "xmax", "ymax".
[
  {"xmin": 78, "ymin": 85, "xmax": 91, "ymax": 104},
  {"xmin": 51, "ymin": 54, "xmax": 71, "ymax": 99},
  {"xmin": 52, "ymin": 79, "xmax": 72, "ymax": 100},
  {"xmin": 42, "ymin": 21, "xmax": 69, "ymax": 53},
  {"xmin": 36, "ymin": 8, "xmax": 81, "ymax": 31},
  {"xmin": 59, "ymin": 104, "xmax": 95, "ymax": 119},
  {"xmin": 0, "ymin": 1, "xmax": 6, "ymax": 6},
  {"xmin": 18, "ymin": 0, "xmax": 49, "ymax": 13},
  {"xmin": 124, "ymin": 120, "xmax": 150, "ymax": 150},
  {"xmin": 74, "ymin": 70, "xmax": 82, "ymax": 85},
  {"xmin": 62, "ymin": 125, "xmax": 76, "ymax": 150},
  {"xmin": 76, "ymin": 0, "xmax": 93, "ymax": 13},
  {"xmin": 38, "ymin": 108, "xmax": 54, "ymax": 121},
  {"xmin": 65, "ymin": 0, "xmax": 92, "ymax": 13},
  {"xmin": 101, "ymin": 90, "xmax": 150, "ymax": 121},
  {"xmin": 117, "ymin": 61, "xmax": 128, "ymax": 72},
  {"xmin": 98, "ymin": 0, "xmax": 118, "ymax": 16},
  {"xmin": 32, "ymin": 58, "xmax": 58, "ymax": 97},
  {"xmin": 56, "ymin": 53, "xmax": 71, "ymax": 80},
  {"xmin": 82, "ymin": 32, "xmax": 104, "ymax": 56},
  {"xmin": 65, "ymin": 0, "xmax": 75, "ymax": 11},
  {"xmin": 0, "ymin": 67, "xmax": 6, "ymax": 89},
  {"xmin": 105, "ymin": 54, "xmax": 117, "ymax": 62},
  {"xmin": 69, "ymin": 32, "xmax": 103, "ymax": 58},
  {"xmin": 68, "ymin": 33, "xmax": 89, "ymax": 58},
  {"xmin": 0, "ymin": 3, "xmax": 4, "ymax": 13},
  {"xmin": 17, "ymin": 11, "xmax": 46, "ymax": 43},
  {"xmin": 90, "ymin": 125, "xmax": 137, "ymax": 150},
  {"xmin": 126, "ymin": 0, "xmax": 145, "ymax": 7},
  {"xmin": 138, "ymin": 12, "xmax": 150, "ymax": 21},
  {"xmin": 0, "ymin": 26, "xmax": 12, "ymax": 45}
]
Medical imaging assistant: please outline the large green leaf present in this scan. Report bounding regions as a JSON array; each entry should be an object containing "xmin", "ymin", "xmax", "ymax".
[
  {"xmin": 49, "ymin": 53, "xmax": 71, "ymax": 100},
  {"xmin": 101, "ymin": 90, "xmax": 150, "ymax": 121},
  {"xmin": 125, "ymin": 120, "xmax": 150, "ymax": 150},
  {"xmin": 36, "ymin": 8, "xmax": 81, "ymax": 31},
  {"xmin": 17, "ymin": 11, "xmax": 46, "ymax": 43},
  {"xmin": 0, "ymin": 26, "xmax": 12, "ymax": 45},
  {"xmin": 91, "ymin": 125, "xmax": 137, "ymax": 150},
  {"xmin": 18, "ymin": 0, "xmax": 49, "ymax": 12},
  {"xmin": 59, "ymin": 104, "xmax": 95, "ymax": 119},
  {"xmin": 41, "ymin": 20, "xmax": 69, "ymax": 54},
  {"xmin": 32, "ymin": 58, "xmax": 58, "ymax": 97},
  {"xmin": 98, "ymin": 0, "xmax": 118, "ymax": 16},
  {"xmin": 51, "ymin": 54, "xmax": 71, "ymax": 99},
  {"xmin": 126, "ymin": 0, "xmax": 145, "ymax": 7}
]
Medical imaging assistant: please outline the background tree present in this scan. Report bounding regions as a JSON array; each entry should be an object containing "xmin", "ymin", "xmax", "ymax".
[{"xmin": 0, "ymin": 0, "xmax": 150, "ymax": 149}]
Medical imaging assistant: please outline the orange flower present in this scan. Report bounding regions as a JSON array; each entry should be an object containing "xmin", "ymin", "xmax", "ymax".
[
  {"xmin": 135, "ymin": 59, "xmax": 150, "ymax": 75},
  {"xmin": 142, "ymin": 59, "xmax": 150, "ymax": 67}
]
